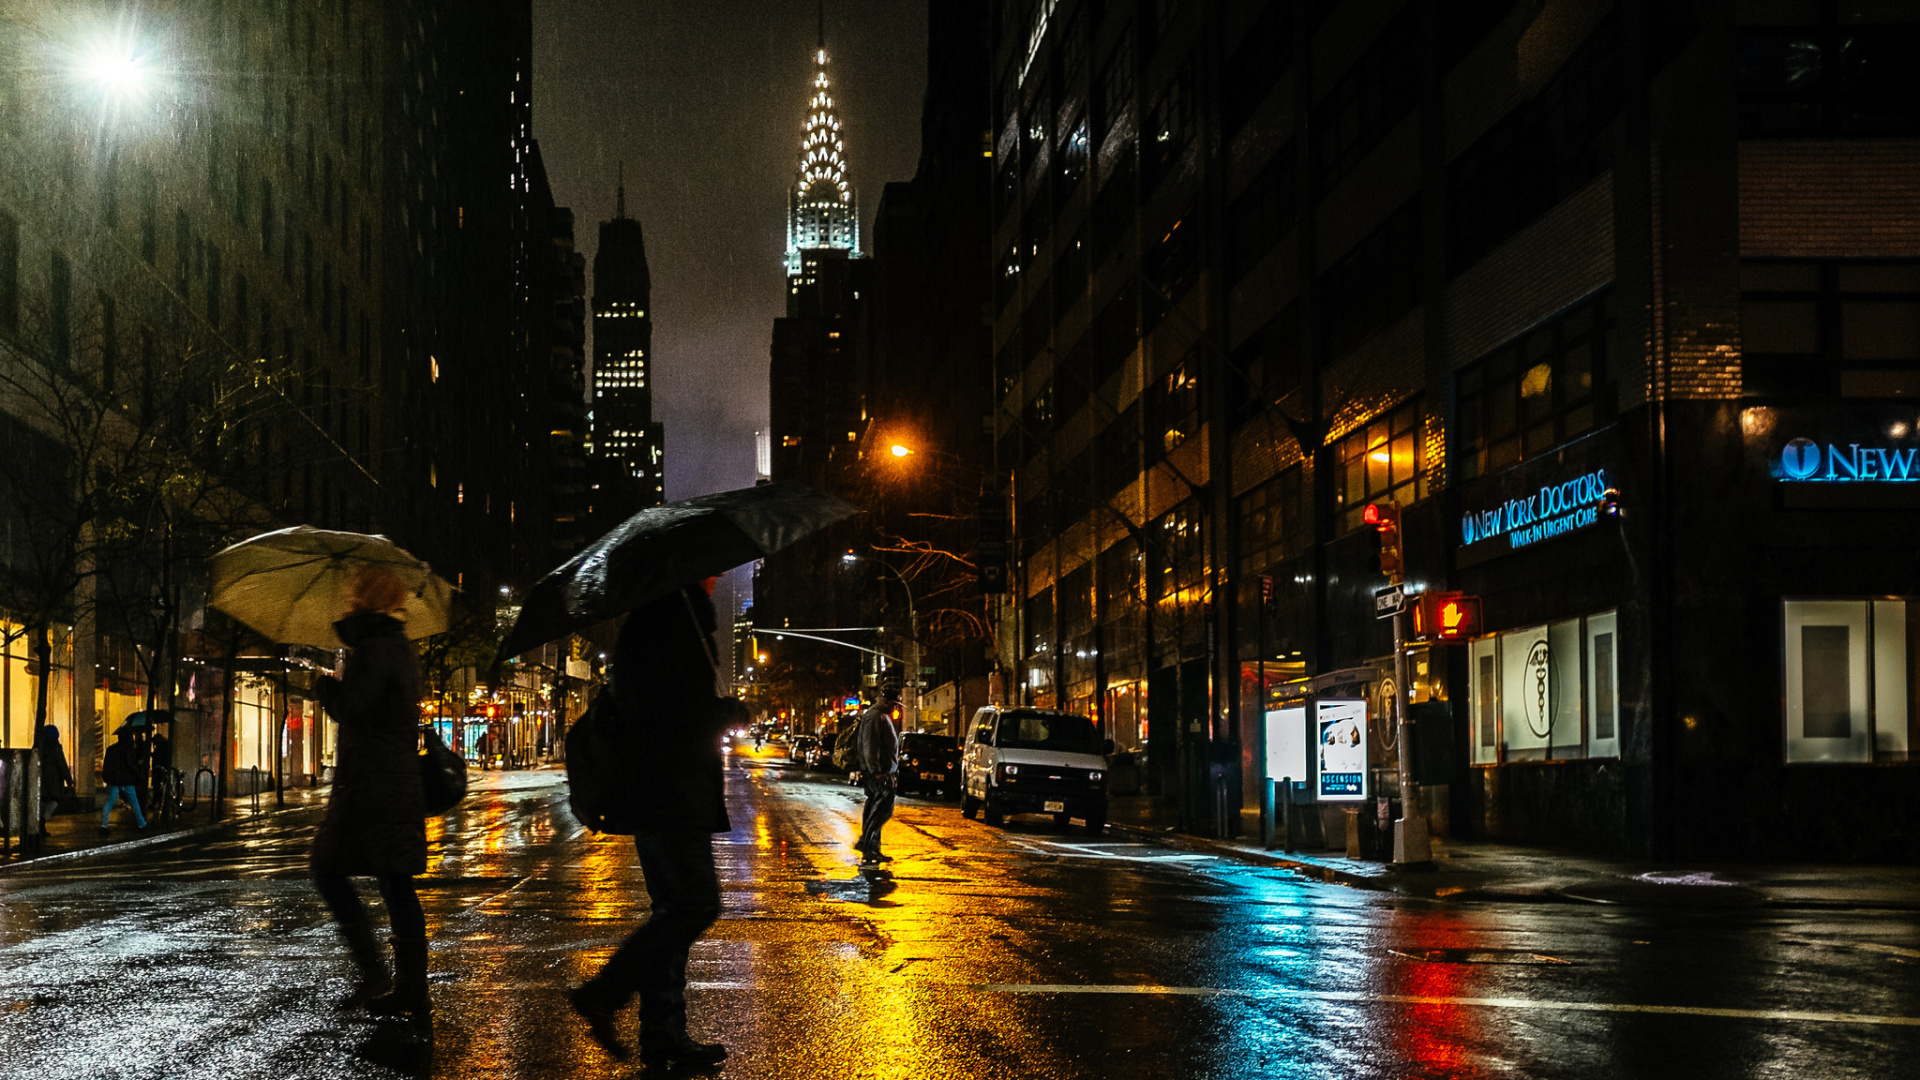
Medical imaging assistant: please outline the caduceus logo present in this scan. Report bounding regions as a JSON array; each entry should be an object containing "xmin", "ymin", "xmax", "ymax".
[
  {"xmin": 1780, "ymin": 438, "xmax": 1821, "ymax": 480},
  {"xmin": 1524, "ymin": 640, "xmax": 1553, "ymax": 738}
]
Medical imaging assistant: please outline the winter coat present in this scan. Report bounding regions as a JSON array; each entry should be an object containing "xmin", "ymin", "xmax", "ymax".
[
  {"xmin": 607, "ymin": 585, "xmax": 730, "ymax": 834},
  {"xmin": 34, "ymin": 726, "xmax": 73, "ymax": 800},
  {"xmin": 857, "ymin": 700, "xmax": 900, "ymax": 776},
  {"xmin": 103, "ymin": 741, "xmax": 142, "ymax": 786},
  {"xmin": 309, "ymin": 611, "xmax": 427, "ymax": 878}
]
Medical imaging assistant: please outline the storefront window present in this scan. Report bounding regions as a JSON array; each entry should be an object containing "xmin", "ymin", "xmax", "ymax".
[
  {"xmin": 1469, "ymin": 610, "xmax": 1620, "ymax": 764},
  {"xmin": 1334, "ymin": 399, "xmax": 1425, "ymax": 534},
  {"xmin": 1783, "ymin": 599, "xmax": 1914, "ymax": 763}
]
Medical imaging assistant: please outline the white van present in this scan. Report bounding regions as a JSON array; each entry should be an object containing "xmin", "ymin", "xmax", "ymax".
[{"xmin": 960, "ymin": 706, "xmax": 1110, "ymax": 834}]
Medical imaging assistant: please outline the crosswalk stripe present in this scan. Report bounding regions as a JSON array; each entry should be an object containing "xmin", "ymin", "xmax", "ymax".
[{"xmin": 975, "ymin": 984, "xmax": 1920, "ymax": 1027}]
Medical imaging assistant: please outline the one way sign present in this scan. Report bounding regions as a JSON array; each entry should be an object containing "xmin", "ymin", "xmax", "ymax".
[{"xmin": 1374, "ymin": 585, "xmax": 1405, "ymax": 619}]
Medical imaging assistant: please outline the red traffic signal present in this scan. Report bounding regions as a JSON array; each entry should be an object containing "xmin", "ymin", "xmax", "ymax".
[
  {"xmin": 1364, "ymin": 502, "xmax": 1403, "ymax": 580},
  {"xmin": 1413, "ymin": 592, "xmax": 1482, "ymax": 641}
]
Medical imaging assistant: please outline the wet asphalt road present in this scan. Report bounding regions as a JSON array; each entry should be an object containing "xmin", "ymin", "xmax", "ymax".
[{"xmin": 3, "ymin": 744, "xmax": 1919, "ymax": 1080}]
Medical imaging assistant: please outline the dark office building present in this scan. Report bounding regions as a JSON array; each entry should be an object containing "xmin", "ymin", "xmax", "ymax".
[
  {"xmin": 988, "ymin": 0, "xmax": 1920, "ymax": 859},
  {"xmin": 589, "ymin": 179, "xmax": 665, "ymax": 516}
]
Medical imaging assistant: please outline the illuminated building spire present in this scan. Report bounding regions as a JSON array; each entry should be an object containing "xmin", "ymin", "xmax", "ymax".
[{"xmin": 785, "ymin": 13, "xmax": 858, "ymax": 276}]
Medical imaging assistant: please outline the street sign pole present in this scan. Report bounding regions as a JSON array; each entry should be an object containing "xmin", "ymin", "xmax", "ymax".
[{"xmin": 1391, "ymin": 607, "xmax": 1428, "ymax": 864}]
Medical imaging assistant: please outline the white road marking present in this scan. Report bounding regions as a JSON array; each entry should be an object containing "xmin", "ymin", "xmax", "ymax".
[
  {"xmin": 1005, "ymin": 837, "xmax": 1213, "ymax": 862},
  {"xmin": 976, "ymin": 984, "xmax": 1920, "ymax": 1027}
]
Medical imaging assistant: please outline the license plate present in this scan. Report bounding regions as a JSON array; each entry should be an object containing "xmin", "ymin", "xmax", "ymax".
[
  {"xmin": 925, "ymin": 773, "xmax": 945, "ymax": 782},
  {"xmin": 1044, "ymin": 800, "xmax": 1066, "ymax": 813}
]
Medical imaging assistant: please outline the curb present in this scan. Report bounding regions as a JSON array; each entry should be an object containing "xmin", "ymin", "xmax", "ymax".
[{"xmin": 1, "ymin": 801, "xmax": 323, "ymax": 870}]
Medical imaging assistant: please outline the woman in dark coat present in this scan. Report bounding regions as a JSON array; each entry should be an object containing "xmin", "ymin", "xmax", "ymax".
[{"xmin": 310, "ymin": 566, "xmax": 431, "ymax": 1021}]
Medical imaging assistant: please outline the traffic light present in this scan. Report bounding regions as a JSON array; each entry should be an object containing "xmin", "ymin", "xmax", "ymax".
[
  {"xmin": 977, "ymin": 487, "xmax": 1009, "ymax": 594},
  {"xmin": 1363, "ymin": 501, "xmax": 1403, "ymax": 581},
  {"xmin": 1413, "ymin": 592, "xmax": 1482, "ymax": 642}
]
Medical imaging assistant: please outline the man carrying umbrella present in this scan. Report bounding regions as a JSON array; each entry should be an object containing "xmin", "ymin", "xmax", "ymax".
[
  {"xmin": 567, "ymin": 577, "xmax": 731, "ymax": 1067},
  {"xmin": 487, "ymin": 482, "xmax": 856, "ymax": 1065}
]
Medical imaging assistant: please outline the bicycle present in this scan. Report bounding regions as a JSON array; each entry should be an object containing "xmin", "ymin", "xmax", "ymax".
[{"xmin": 147, "ymin": 767, "xmax": 185, "ymax": 826}]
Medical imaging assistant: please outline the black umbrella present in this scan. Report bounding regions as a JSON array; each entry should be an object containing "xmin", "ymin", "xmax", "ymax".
[{"xmin": 494, "ymin": 482, "xmax": 859, "ymax": 664}]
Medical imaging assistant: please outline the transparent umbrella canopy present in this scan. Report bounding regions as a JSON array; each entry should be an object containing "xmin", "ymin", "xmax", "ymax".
[{"xmin": 208, "ymin": 526, "xmax": 453, "ymax": 648}]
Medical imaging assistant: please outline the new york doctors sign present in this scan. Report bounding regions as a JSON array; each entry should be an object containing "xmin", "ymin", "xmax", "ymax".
[{"xmin": 1461, "ymin": 469, "xmax": 1613, "ymax": 553}]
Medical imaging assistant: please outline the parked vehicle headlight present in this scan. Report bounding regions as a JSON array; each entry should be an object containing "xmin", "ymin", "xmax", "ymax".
[
  {"xmin": 1001, "ymin": 763, "xmax": 1019, "ymax": 778},
  {"xmin": 1088, "ymin": 770, "xmax": 1103, "ymax": 782}
]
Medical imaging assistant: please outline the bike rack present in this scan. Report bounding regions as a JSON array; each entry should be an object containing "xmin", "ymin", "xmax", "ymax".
[
  {"xmin": 247, "ymin": 766, "xmax": 262, "ymax": 811},
  {"xmin": 190, "ymin": 768, "xmax": 216, "ymax": 809}
]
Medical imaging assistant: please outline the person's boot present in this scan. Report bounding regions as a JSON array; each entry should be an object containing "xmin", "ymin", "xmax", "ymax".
[
  {"xmin": 639, "ymin": 1012, "xmax": 727, "ymax": 1067},
  {"xmin": 567, "ymin": 981, "xmax": 632, "ymax": 1060},
  {"xmin": 336, "ymin": 920, "xmax": 392, "ymax": 1010},
  {"xmin": 365, "ymin": 938, "xmax": 431, "ymax": 1023}
]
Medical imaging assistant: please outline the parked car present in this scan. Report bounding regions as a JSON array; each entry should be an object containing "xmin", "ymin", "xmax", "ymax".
[
  {"xmin": 787, "ymin": 734, "xmax": 818, "ymax": 764},
  {"xmin": 808, "ymin": 727, "xmax": 849, "ymax": 773},
  {"xmin": 960, "ymin": 706, "xmax": 1110, "ymax": 833},
  {"xmin": 898, "ymin": 733, "xmax": 960, "ymax": 798}
]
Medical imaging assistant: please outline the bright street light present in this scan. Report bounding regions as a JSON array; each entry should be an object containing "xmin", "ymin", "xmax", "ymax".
[
  {"xmin": 889, "ymin": 443, "xmax": 913, "ymax": 458},
  {"xmin": 64, "ymin": 23, "xmax": 168, "ymax": 115}
]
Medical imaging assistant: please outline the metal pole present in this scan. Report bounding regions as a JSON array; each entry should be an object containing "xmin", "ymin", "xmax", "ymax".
[{"xmin": 1391, "ymin": 609, "xmax": 1428, "ymax": 863}]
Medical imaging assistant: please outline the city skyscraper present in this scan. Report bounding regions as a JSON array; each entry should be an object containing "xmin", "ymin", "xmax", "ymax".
[
  {"xmin": 590, "ymin": 171, "xmax": 665, "ymax": 511},
  {"xmin": 758, "ymin": 17, "xmax": 873, "ymax": 684}
]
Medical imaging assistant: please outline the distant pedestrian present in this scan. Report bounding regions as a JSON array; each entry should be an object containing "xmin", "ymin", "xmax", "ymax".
[
  {"xmin": 34, "ymin": 724, "xmax": 73, "ymax": 837},
  {"xmin": 149, "ymin": 729, "xmax": 172, "ymax": 798},
  {"xmin": 99, "ymin": 728, "xmax": 147, "ymax": 832},
  {"xmin": 854, "ymin": 671, "xmax": 903, "ymax": 865},
  {"xmin": 567, "ymin": 578, "xmax": 730, "ymax": 1068},
  {"xmin": 310, "ymin": 567, "xmax": 433, "ymax": 1022}
]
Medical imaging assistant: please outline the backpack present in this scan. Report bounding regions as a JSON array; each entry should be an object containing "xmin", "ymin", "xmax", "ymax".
[
  {"xmin": 565, "ymin": 686, "xmax": 626, "ymax": 832},
  {"xmin": 830, "ymin": 717, "xmax": 863, "ymax": 772}
]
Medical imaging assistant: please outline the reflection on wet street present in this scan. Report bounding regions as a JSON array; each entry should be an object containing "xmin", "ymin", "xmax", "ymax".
[{"xmin": 3, "ymin": 743, "xmax": 1918, "ymax": 1079}]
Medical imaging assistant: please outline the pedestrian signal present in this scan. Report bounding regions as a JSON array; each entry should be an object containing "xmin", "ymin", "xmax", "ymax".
[{"xmin": 1412, "ymin": 592, "xmax": 1482, "ymax": 642}]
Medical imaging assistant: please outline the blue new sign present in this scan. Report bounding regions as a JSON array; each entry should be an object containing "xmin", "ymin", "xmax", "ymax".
[{"xmin": 1777, "ymin": 438, "xmax": 1920, "ymax": 482}]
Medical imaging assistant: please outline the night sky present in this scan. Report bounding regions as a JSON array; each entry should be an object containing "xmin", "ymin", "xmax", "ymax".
[{"xmin": 531, "ymin": 0, "xmax": 930, "ymax": 501}]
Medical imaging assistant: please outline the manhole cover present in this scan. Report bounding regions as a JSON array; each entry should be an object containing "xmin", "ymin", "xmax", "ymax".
[{"xmin": 1389, "ymin": 948, "xmax": 1571, "ymax": 965}]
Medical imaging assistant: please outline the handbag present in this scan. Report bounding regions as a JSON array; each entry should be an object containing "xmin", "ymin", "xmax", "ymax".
[
  {"xmin": 565, "ymin": 686, "xmax": 627, "ymax": 833},
  {"xmin": 420, "ymin": 727, "xmax": 468, "ymax": 816}
]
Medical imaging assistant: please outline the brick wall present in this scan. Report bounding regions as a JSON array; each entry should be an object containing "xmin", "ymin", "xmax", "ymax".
[
  {"xmin": 1739, "ymin": 139, "xmax": 1920, "ymax": 258},
  {"xmin": 1445, "ymin": 171, "xmax": 1615, "ymax": 369}
]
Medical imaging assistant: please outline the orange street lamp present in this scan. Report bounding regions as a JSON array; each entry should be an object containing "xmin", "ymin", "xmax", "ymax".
[{"xmin": 889, "ymin": 443, "xmax": 914, "ymax": 458}]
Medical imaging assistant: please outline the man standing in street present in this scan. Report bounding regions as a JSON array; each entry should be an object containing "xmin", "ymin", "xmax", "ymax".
[
  {"xmin": 567, "ymin": 578, "xmax": 730, "ymax": 1068},
  {"xmin": 855, "ymin": 671, "xmax": 902, "ymax": 866},
  {"xmin": 99, "ymin": 728, "xmax": 147, "ymax": 833}
]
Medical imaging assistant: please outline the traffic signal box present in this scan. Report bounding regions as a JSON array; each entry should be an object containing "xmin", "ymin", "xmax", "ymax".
[
  {"xmin": 1411, "ymin": 592, "xmax": 1483, "ymax": 642},
  {"xmin": 977, "ymin": 489, "xmax": 1009, "ymax": 594},
  {"xmin": 1363, "ymin": 502, "xmax": 1403, "ymax": 581}
]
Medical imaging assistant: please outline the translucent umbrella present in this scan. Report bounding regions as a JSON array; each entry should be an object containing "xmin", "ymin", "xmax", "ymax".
[{"xmin": 208, "ymin": 526, "xmax": 453, "ymax": 648}]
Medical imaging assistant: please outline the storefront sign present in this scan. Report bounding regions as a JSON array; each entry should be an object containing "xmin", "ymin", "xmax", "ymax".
[
  {"xmin": 1460, "ymin": 469, "xmax": 1612, "ymax": 551},
  {"xmin": 1316, "ymin": 698, "xmax": 1369, "ymax": 802},
  {"xmin": 1776, "ymin": 438, "xmax": 1920, "ymax": 482}
]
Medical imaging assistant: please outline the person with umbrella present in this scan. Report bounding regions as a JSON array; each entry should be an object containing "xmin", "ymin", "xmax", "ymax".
[
  {"xmin": 566, "ymin": 576, "xmax": 732, "ymax": 1066},
  {"xmin": 489, "ymin": 482, "xmax": 854, "ymax": 1063},
  {"xmin": 308, "ymin": 566, "xmax": 434, "ymax": 1023},
  {"xmin": 99, "ymin": 727, "xmax": 148, "ymax": 833}
]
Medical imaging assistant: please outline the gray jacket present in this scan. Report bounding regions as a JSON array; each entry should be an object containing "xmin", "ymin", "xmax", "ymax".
[{"xmin": 857, "ymin": 700, "xmax": 901, "ymax": 775}]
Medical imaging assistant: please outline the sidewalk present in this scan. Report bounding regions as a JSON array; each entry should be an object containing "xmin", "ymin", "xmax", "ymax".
[
  {"xmin": 1, "ymin": 783, "xmax": 329, "ymax": 869},
  {"xmin": 1105, "ymin": 793, "xmax": 1920, "ymax": 912}
]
